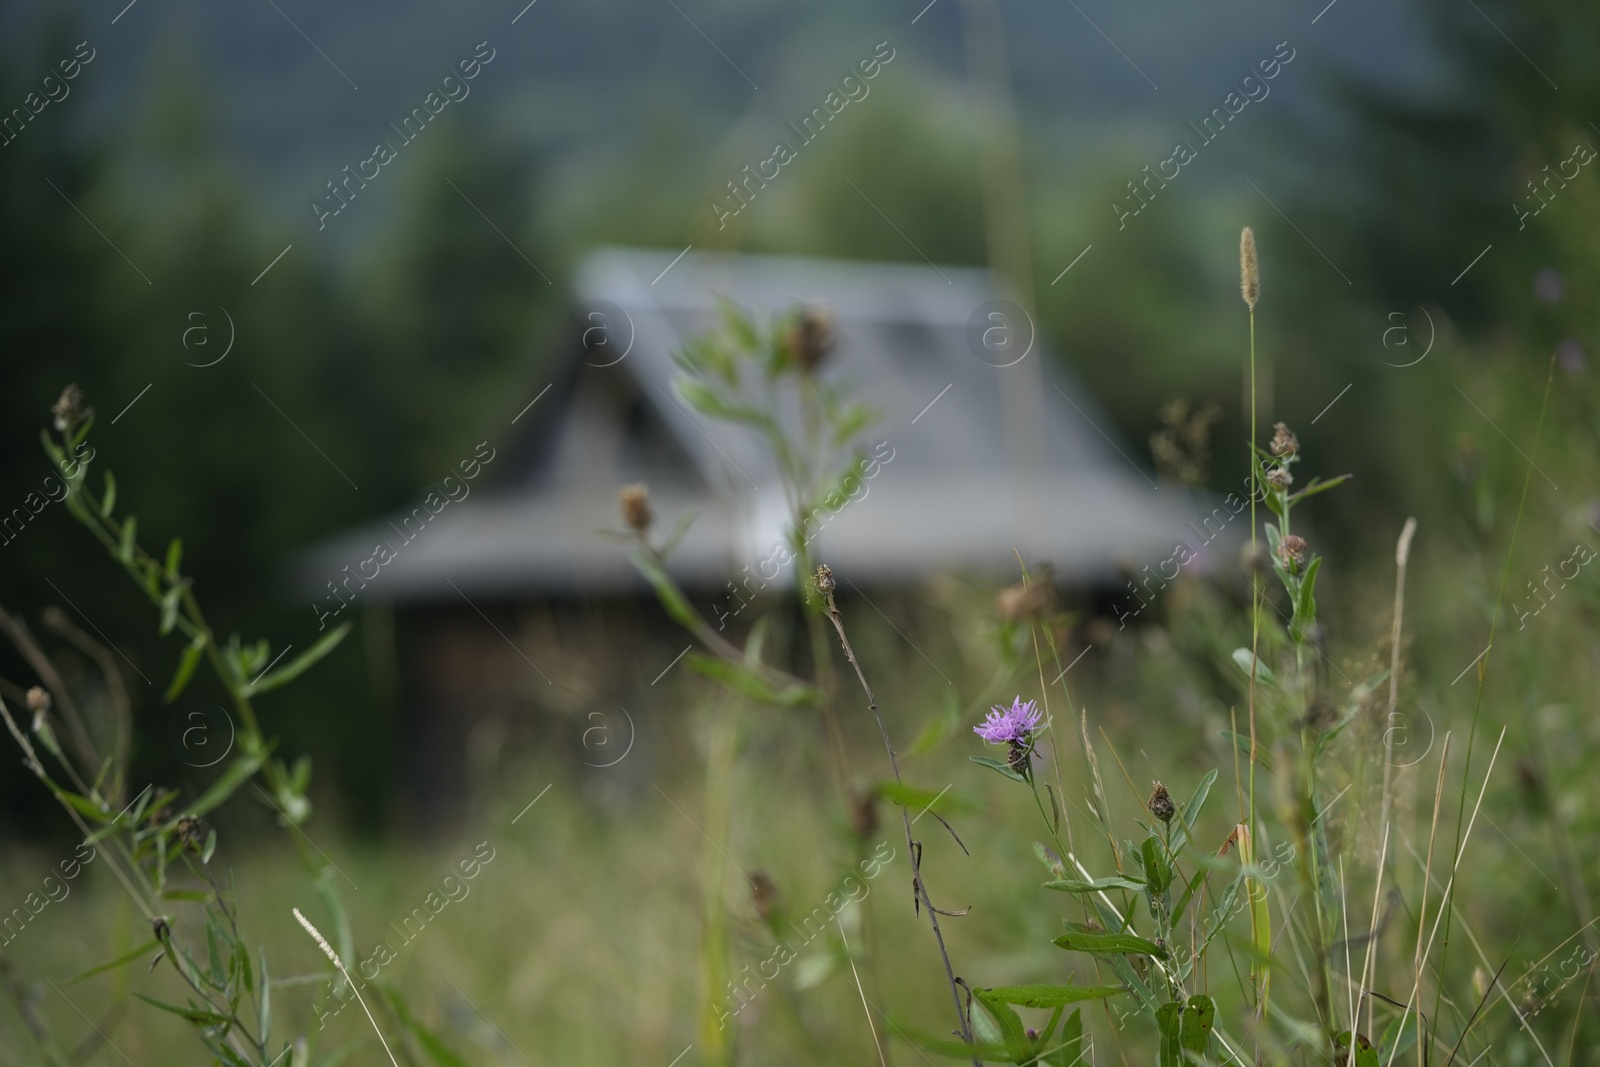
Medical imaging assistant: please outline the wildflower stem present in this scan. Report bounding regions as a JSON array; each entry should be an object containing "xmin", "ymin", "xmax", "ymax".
[{"xmin": 818, "ymin": 576, "xmax": 978, "ymax": 1066}]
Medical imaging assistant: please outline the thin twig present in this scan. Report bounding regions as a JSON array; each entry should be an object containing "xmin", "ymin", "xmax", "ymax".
[{"xmin": 816, "ymin": 565, "xmax": 978, "ymax": 1065}]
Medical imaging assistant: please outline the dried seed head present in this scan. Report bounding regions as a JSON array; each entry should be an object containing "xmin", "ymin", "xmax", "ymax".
[
  {"xmin": 1239, "ymin": 227, "xmax": 1260, "ymax": 310},
  {"xmin": 850, "ymin": 791, "xmax": 878, "ymax": 839},
  {"xmin": 786, "ymin": 305, "xmax": 836, "ymax": 373},
  {"xmin": 749, "ymin": 870, "xmax": 780, "ymax": 922},
  {"xmin": 813, "ymin": 563, "xmax": 836, "ymax": 597},
  {"xmin": 1270, "ymin": 421, "xmax": 1299, "ymax": 457},
  {"xmin": 1266, "ymin": 467, "xmax": 1293, "ymax": 491},
  {"xmin": 618, "ymin": 483, "xmax": 652, "ymax": 533},
  {"xmin": 1278, "ymin": 534, "xmax": 1308, "ymax": 571},
  {"xmin": 25, "ymin": 687, "xmax": 51, "ymax": 715},
  {"xmin": 52, "ymin": 384, "xmax": 88, "ymax": 432},
  {"xmin": 176, "ymin": 814, "xmax": 204, "ymax": 848},
  {"xmin": 293, "ymin": 907, "xmax": 344, "ymax": 968},
  {"xmin": 1148, "ymin": 781, "xmax": 1175, "ymax": 823},
  {"xmin": 996, "ymin": 579, "xmax": 1053, "ymax": 622},
  {"xmin": 1239, "ymin": 540, "xmax": 1269, "ymax": 574}
]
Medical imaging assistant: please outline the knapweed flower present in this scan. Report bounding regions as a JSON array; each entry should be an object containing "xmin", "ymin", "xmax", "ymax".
[
  {"xmin": 1270, "ymin": 421, "xmax": 1299, "ymax": 457},
  {"xmin": 1278, "ymin": 534, "xmax": 1308, "ymax": 571},
  {"xmin": 974, "ymin": 697, "xmax": 1043, "ymax": 744}
]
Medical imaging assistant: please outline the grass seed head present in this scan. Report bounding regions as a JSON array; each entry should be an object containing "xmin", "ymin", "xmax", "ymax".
[{"xmin": 1240, "ymin": 227, "xmax": 1260, "ymax": 310}]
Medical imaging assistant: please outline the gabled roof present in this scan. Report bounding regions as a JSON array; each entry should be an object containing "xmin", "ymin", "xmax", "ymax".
[{"xmin": 302, "ymin": 247, "xmax": 1220, "ymax": 601}]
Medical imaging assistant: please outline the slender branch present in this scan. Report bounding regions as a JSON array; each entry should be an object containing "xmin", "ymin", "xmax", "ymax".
[{"xmin": 815, "ymin": 565, "xmax": 979, "ymax": 1066}]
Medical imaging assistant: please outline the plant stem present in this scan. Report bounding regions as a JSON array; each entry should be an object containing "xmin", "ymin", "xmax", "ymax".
[{"xmin": 819, "ymin": 576, "xmax": 978, "ymax": 1067}]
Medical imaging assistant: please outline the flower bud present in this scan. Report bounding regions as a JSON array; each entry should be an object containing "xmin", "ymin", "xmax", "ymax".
[{"xmin": 1148, "ymin": 781, "xmax": 1175, "ymax": 823}]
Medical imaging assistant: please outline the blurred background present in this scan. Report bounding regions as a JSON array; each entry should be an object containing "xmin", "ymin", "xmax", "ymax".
[{"xmin": 3, "ymin": 0, "xmax": 1599, "ymax": 1062}]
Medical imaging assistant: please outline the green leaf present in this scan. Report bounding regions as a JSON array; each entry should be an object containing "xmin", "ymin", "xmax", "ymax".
[
  {"xmin": 969, "ymin": 754, "xmax": 1026, "ymax": 783},
  {"xmin": 1180, "ymin": 994, "xmax": 1215, "ymax": 1058},
  {"xmin": 975, "ymin": 984, "xmax": 1127, "ymax": 1008},
  {"xmin": 630, "ymin": 550, "xmax": 700, "ymax": 631},
  {"xmin": 65, "ymin": 938, "xmax": 161, "ymax": 984},
  {"xmin": 201, "ymin": 828, "xmax": 217, "ymax": 864},
  {"xmin": 742, "ymin": 616, "xmax": 769, "ymax": 667},
  {"xmin": 57, "ymin": 790, "xmax": 112, "ymax": 823},
  {"xmin": 164, "ymin": 634, "xmax": 207, "ymax": 703},
  {"xmin": 1231, "ymin": 647, "xmax": 1279, "ymax": 689},
  {"xmin": 1170, "ymin": 768, "xmax": 1218, "ymax": 853},
  {"xmin": 188, "ymin": 755, "xmax": 264, "ymax": 817},
  {"xmin": 1033, "ymin": 842, "xmax": 1067, "ymax": 879},
  {"xmin": 967, "ymin": 995, "xmax": 1038, "ymax": 1063},
  {"xmin": 1043, "ymin": 1009, "xmax": 1085, "ymax": 1066},
  {"xmin": 1288, "ymin": 473, "xmax": 1353, "ymax": 506},
  {"xmin": 896, "ymin": 1026, "xmax": 1018, "ymax": 1062},
  {"xmin": 164, "ymin": 538, "xmax": 184, "ymax": 579},
  {"xmin": 246, "ymin": 623, "xmax": 351, "ymax": 696},
  {"xmin": 1333, "ymin": 1031, "xmax": 1380, "ymax": 1067},
  {"xmin": 676, "ymin": 378, "xmax": 769, "ymax": 428},
  {"xmin": 158, "ymin": 585, "xmax": 182, "ymax": 636},
  {"xmin": 1053, "ymin": 931, "xmax": 1168, "ymax": 958},
  {"xmin": 1043, "ymin": 875, "xmax": 1146, "ymax": 894},
  {"xmin": 1158, "ymin": 1001, "xmax": 1182, "ymax": 1067},
  {"xmin": 717, "ymin": 294, "xmax": 760, "ymax": 351},
  {"xmin": 1141, "ymin": 837, "xmax": 1172, "ymax": 895},
  {"xmin": 206, "ymin": 919, "xmax": 226, "ymax": 988},
  {"xmin": 132, "ymin": 991, "xmax": 231, "ymax": 1026},
  {"xmin": 684, "ymin": 653, "xmax": 819, "ymax": 707},
  {"xmin": 1290, "ymin": 556, "xmax": 1322, "ymax": 639},
  {"xmin": 100, "ymin": 471, "xmax": 117, "ymax": 517},
  {"xmin": 257, "ymin": 950, "xmax": 272, "ymax": 1047},
  {"xmin": 118, "ymin": 516, "xmax": 137, "ymax": 563}
]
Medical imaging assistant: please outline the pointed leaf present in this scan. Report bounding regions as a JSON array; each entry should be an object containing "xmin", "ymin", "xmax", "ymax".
[
  {"xmin": 1170, "ymin": 768, "xmax": 1218, "ymax": 853},
  {"xmin": 132, "ymin": 991, "xmax": 230, "ymax": 1026},
  {"xmin": 1053, "ymin": 931, "xmax": 1168, "ymax": 958},
  {"xmin": 188, "ymin": 755, "xmax": 264, "ymax": 817},
  {"xmin": 246, "ymin": 623, "xmax": 350, "ymax": 696},
  {"xmin": 1231, "ymin": 648, "xmax": 1279, "ymax": 689},
  {"xmin": 65, "ymin": 939, "xmax": 161, "ymax": 984},
  {"xmin": 970, "ymin": 754, "xmax": 1026, "ymax": 783},
  {"xmin": 1043, "ymin": 876, "xmax": 1146, "ymax": 894},
  {"xmin": 976, "ymin": 984, "xmax": 1126, "ymax": 1008},
  {"xmin": 164, "ymin": 634, "xmax": 207, "ymax": 703},
  {"xmin": 1180, "ymin": 994, "xmax": 1215, "ymax": 1057}
]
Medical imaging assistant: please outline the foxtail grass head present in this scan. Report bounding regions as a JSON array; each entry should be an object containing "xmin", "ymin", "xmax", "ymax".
[{"xmin": 1239, "ymin": 226, "xmax": 1260, "ymax": 310}]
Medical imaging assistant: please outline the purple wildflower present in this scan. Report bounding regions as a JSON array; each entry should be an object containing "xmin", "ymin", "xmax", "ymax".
[{"xmin": 974, "ymin": 696, "xmax": 1043, "ymax": 744}]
